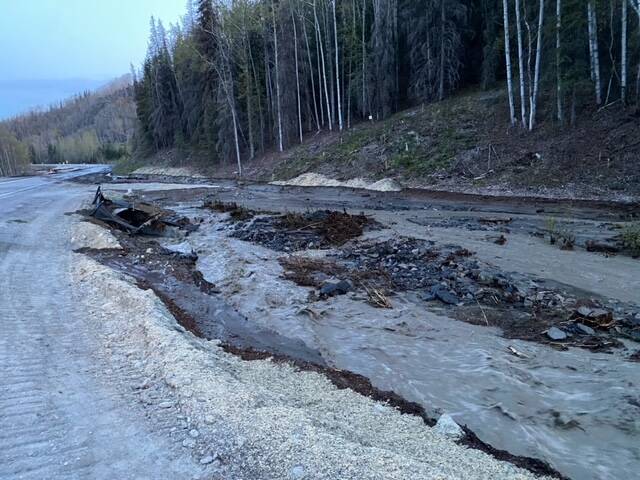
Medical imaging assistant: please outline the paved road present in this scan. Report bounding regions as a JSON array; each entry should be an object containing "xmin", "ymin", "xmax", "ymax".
[{"xmin": 0, "ymin": 166, "xmax": 199, "ymax": 479}]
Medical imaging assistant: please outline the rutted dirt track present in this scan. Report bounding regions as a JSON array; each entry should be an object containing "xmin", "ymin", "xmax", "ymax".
[{"xmin": 0, "ymin": 181, "xmax": 199, "ymax": 479}]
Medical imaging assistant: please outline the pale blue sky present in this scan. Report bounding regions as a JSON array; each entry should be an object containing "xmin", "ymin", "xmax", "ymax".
[
  {"xmin": 0, "ymin": 0, "xmax": 185, "ymax": 118},
  {"xmin": 0, "ymin": 0, "xmax": 185, "ymax": 80}
]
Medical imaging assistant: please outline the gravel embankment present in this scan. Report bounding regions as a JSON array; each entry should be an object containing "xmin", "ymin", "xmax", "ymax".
[{"xmin": 72, "ymin": 220, "xmax": 551, "ymax": 480}]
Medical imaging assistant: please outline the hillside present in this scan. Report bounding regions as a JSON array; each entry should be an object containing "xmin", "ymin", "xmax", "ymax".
[
  {"xmin": 1, "ymin": 75, "xmax": 136, "ymax": 164},
  {"xmin": 124, "ymin": 0, "xmax": 639, "ymax": 201},
  {"xmin": 133, "ymin": 88, "xmax": 640, "ymax": 201}
]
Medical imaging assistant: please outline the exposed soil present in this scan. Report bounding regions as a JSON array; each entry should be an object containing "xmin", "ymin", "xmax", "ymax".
[
  {"xmin": 202, "ymin": 199, "xmax": 255, "ymax": 221},
  {"xmin": 243, "ymin": 222, "xmax": 637, "ymax": 352},
  {"xmin": 230, "ymin": 209, "xmax": 377, "ymax": 251}
]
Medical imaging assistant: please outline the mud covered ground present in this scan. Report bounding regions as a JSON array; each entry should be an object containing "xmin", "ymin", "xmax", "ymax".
[
  {"xmin": 81, "ymin": 182, "xmax": 640, "ymax": 480},
  {"xmin": 197, "ymin": 199, "xmax": 638, "ymax": 354},
  {"xmin": 76, "ymin": 216, "xmax": 563, "ymax": 479}
]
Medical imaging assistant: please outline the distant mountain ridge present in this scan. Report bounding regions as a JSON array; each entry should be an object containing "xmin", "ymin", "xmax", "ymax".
[{"xmin": 1, "ymin": 75, "xmax": 136, "ymax": 164}]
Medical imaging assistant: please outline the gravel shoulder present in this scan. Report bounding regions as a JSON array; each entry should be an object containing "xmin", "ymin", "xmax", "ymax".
[{"xmin": 70, "ymin": 218, "xmax": 552, "ymax": 480}]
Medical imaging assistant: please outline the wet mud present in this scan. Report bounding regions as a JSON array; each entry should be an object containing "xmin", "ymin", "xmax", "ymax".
[
  {"xmin": 82, "ymin": 186, "xmax": 640, "ymax": 479},
  {"xmin": 78, "ymin": 239, "xmax": 325, "ymax": 366},
  {"xmin": 231, "ymin": 215, "xmax": 638, "ymax": 352},
  {"xmin": 76, "ymin": 218, "xmax": 564, "ymax": 478}
]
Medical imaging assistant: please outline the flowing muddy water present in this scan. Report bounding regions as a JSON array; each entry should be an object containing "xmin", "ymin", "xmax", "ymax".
[
  {"xmin": 178, "ymin": 215, "xmax": 639, "ymax": 480},
  {"xmin": 94, "ymin": 185, "xmax": 640, "ymax": 479}
]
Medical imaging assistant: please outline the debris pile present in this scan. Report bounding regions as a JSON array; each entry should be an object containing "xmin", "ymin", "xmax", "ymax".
[
  {"xmin": 90, "ymin": 187, "xmax": 191, "ymax": 236},
  {"xmin": 232, "ymin": 210, "xmax": 376, "ymax": 251},
  {"xmin": 279, "ymin": 236, "xmax": 637, "ymax": 351},
  {"xmin": 202, "ymin": 199, "xmax": 254, "ymax": 221}
]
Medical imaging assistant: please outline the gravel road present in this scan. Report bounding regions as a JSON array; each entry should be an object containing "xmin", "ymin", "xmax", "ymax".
[{"xmin": 0, "ymin": 168, "xmax": 200, "ymax": 479}]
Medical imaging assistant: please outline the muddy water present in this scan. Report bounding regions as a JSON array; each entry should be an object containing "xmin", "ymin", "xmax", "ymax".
[
  {"xmin": 179, "ymin": 222, "xmax": 640, "ymax": 480},
  {"xmin": 91, "ymin": 253, "xmax": 326, "ymax": 367},
  {"xmin": 140, "ymin": 195, "xmax": 640, "ymax": 480},
  {"xmin": 301, "ymin": 295, "xmax": 640, "ymax": 480}
]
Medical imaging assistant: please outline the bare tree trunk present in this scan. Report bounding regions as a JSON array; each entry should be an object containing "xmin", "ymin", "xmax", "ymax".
[
  {"xmin": 272, "ymin": 0, "xmax": 284, "ymax": 151},
  {"xmin": 264, "ymin": 36, "xmax": 274, "ymax": 141},
  {"xmin": 634, "ymin": 0, "xmax": 640, "ymax": 104},
  {"xmin": 503, "ymin": 0, "xmax": 517, "ymax": 125},
  {"xmin": 314, "ymin": 0, "xmax": 333, "ymax": 131},
  {"xmin": 248, "ymin": 40, "xmax": 265, "ymax": 152},
  {"xmin": 302, "ymin": 16, "xmax": 321, "ymax": 131},
  {"xmin": 215, "ymin": 37, "xmax": 243, "ymax": 177},
  {"xmin": 529, "ymin": 0, "xmax": 545, "ymax": 131},
  {"xmin": 315, "ymin": 16, "xmax": 325, "ymax": 126},
  {"xmin": 362, "ymin": 0, "xmax": 368, "ymax": 118},
  {"xmin": 556, "ymin": 0, "xmax": 564, "ymax": 124},
  {"xmin": 332, "ymin": 0, "xmax": 344, "ymax": 131},
  {"xmin": 292, "ymin": 6, "xmax": 303, "ymax": 143},
  {"xmin": 515, "ymin": 0, "xmax": 527, "ymax": 127},
  {"xmin": 621, "ymin": 0, "xmax": 628, "ymax": 104},
  {"xmin": 588, "ymin": 1, "xmax": 603, "ymax": 105},
  {"xmin": 438, "ymin": 0, "xmax": 446, "ymax": 101},
  {"xmin": 325, "ymin": 6, "xmax": 336, "ymax": 125}
]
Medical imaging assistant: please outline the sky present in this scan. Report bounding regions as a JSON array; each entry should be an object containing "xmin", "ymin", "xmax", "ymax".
[{"xmin": 0, "ymin": 0, "xmax": 185, "ymax": 118}]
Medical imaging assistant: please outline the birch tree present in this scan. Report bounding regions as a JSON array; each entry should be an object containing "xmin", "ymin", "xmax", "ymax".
[
  {"xmin": 529, "ymin": 0, "xmax": 545, "ymax": 130},
  {"xmin": 272, "ymin": 0, "xmax": 284, "ymax": 151},
  {"xmin": 555, "ymin": 0, "xmax": 563, "ymax": 124},
  {"xmin": 621, "ymin": 0, "xmax": 628, "ymax": 104},
  {"xmin": 314, "ymin": 0, "xmax": 333, "ymax": 130},
  {"xmin": 332, "ymin": 0, "xmax": 344, "ymax": 131},
  {"xmin": 503, "ymin": 0, "xmax": 517, "ymax": 125},
  {"xmin": 291, "ymin": 4, "xmax": 303, "ymax": 142},
  {"xmin": 515, "ymin": 0, "xmax": 528, "ymax": 127}
]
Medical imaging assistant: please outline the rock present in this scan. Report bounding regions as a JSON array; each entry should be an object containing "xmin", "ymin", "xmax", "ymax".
[
  {"xmin": 289, "ymin": 465, "xmax": 305, "ymax": 479},
  {"xmin": 576, "ymin": 304, "xmax": 593, "ymax": 316},
  {"xmin": 547, "ymin": 327, "xmax": 568, "ymax": 341},
  {"xmin": 199, "ymin": 455, "xmax": 215, "ymax": 465},
  {"xmin": 576, "ymin": 323, "xmax": 595, "ymax": 335},
  {"xmin": 158, "ymin": 401, "xmax": 174, "ymax": 409},
  {"xmin": 420, "ymin": 291, "xmax": 436, "ymax": 302},
  {"xmin": 434, "ymin": 414, "xmax": 464, "ymax": 439},
  {"xmin": 182, "ymin": 438, "xmax": 196, "ymax": 448},
  {"xmin": 431, "ymin": 285, "xmax": 460, "ymax": 305},
  {"xmin": 319, "ymin": 280, "xmax": 352, "ymax": 297},
  {"xmin": 189, "ymin": 429, "xmax": 200, "ymax": 438},
  {"xmin": 588, "ymin": 308, "xmax": 610, "ymax": 319}
]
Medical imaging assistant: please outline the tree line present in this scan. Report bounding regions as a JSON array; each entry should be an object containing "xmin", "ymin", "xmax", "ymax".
[
  {"xmin": 134, "ymin": 0, "xmax": 640, "ymax": 174},
  {"xmin": 2, "ymin": 76, "xmax": 136, "ymax": 165},
  {"xmin": 0, "ymin": 127, "xmax": 30, "ymax": 176}
]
